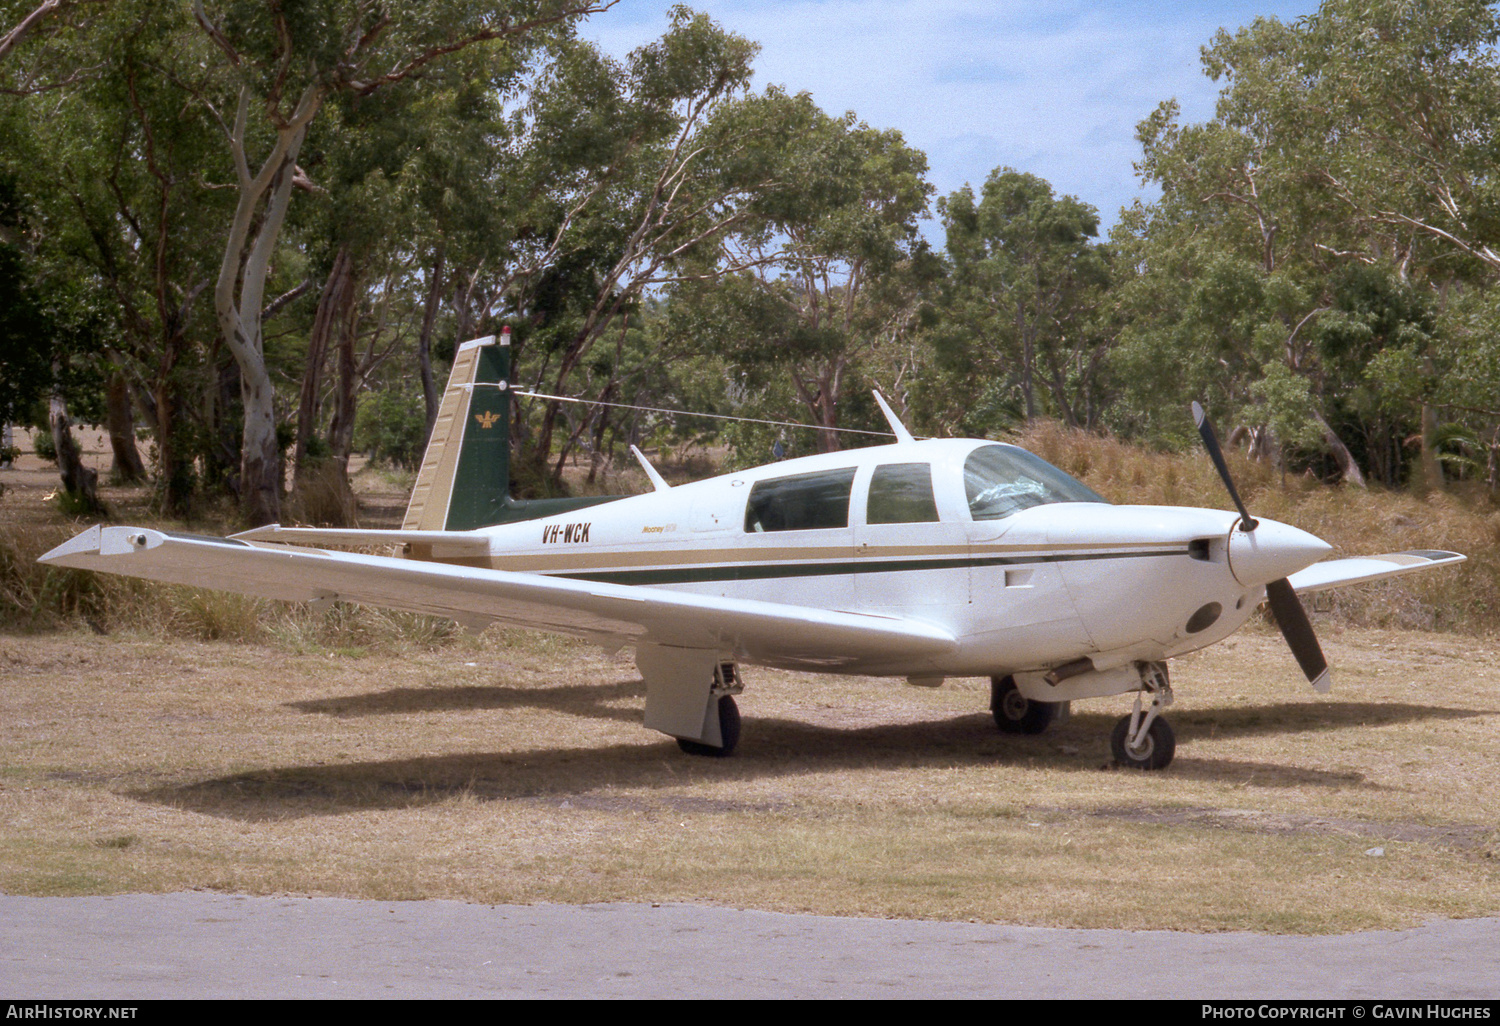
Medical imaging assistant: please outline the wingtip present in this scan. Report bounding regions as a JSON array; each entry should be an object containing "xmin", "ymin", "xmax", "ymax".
[{"xmin": 36, "ymin": 524, "xmax": 103, "ymax": 566}]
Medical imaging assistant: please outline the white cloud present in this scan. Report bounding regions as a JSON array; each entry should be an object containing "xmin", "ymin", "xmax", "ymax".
[{"xmin": 582, "ymin": 0, "xmax": 1321, "ymax": 235}]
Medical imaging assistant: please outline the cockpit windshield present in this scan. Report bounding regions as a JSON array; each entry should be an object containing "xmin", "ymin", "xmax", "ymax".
[{"xmin": 963, "ymin": 444, "xmax": 1107, "ymax": 520}]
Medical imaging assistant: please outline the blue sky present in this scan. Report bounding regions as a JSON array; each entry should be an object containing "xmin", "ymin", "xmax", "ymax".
[{"xmin": 581, "ymin": 1, "xmax": 1322, "ymax": 238}]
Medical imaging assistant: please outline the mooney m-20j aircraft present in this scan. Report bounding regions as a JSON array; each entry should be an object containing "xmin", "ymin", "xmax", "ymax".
[{"xmin": 41, "ymin": 333, "xmax": 1466, "ymax": 769}]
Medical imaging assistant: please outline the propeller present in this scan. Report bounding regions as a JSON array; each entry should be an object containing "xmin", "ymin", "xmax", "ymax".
[
  {"xmin": 1191, "ymin": 401, "xmax": 1256, "ymax": 531},
  {"xmin": 1192, "ymin": 402, "xmax": 1332, "ymax": 693}
]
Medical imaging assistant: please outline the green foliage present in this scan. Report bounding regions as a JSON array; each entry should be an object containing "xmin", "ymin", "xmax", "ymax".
[
  {"xmin": 29, "ymin": 423, "xmax": 55, "ymax": 464},
  {"xmin": 1113, "ymin": 0, "xmax": 1500, "ymax": 488},
  {"xmin": 934, "ymin": 169, "xmax": 1110, "ymax": 432},
  {"xmin": 353, "ymin": 388, "xmax": 427, "ymax": 470}
]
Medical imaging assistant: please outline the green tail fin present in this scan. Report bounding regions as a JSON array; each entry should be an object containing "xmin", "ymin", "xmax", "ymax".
[{"xmin": 403, "ymin": 331, "xmax": 621, "ymax": 531}]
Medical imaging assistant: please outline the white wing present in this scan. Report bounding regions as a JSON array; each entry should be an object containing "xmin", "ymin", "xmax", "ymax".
[
  {"xmin": 1288, "ymin": 549, "xmax": 1466, "ymax": 594},
  {"xmin": 39, "ymin": 526, "xmax": 955, "ymax": 668}
]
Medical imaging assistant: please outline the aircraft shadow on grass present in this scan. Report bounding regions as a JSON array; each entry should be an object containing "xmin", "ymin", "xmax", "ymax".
[
  {"xmin": 132, "ymin": 690, "xmax": 1491, "ymax": 821},
  {"xmin": 286, "ymin": 679, "xmax": 649, "ymax": 724}
]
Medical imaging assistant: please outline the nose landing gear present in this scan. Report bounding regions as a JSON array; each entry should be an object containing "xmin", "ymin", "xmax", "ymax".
[{"xmin": 1110, "ymin": 662, "xmax": 1176, "ymax": 770}]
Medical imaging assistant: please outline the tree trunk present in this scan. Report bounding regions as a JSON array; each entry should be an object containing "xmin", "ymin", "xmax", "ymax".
[
  {"xmin": 48, "ymin": 386, "xmax": 100, "ymax": 513},
  {"xmin": 1311, "ymin": 409, "xmax": 1366, "ymax": 488},
  {"xmin": 152, "ymin": 370, "xmax": 189, "ymax": 515},
  {"xmin": 1418, "ymin": 401, "xmax": 1443, "ymax": 493},
  {"xmin": 1487, "ymin": 424, "xmax": 1499, "ymax": 496},
  {"xmin": 417, "ymin": 245, "xmax": 445, "ymax": 446},
  {"xmin": 105, "ymin": 369, "xmax": 145, "ymax": 483},
  {"xmin": 326, "ymin": 279, "xmax": 361, "ymax": 472},
  {"xmin": 293, "ymin": 246, "xmax": 352, "ymax": 484},
  {"xmin": 210, "ymin": 85, "xmax": 322, "ymax": 526}
]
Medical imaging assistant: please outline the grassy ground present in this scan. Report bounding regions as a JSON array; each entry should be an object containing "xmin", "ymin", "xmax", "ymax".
[{"xmin": 1, "ymin": 624, "xmax": 1497, "ymax": 933}]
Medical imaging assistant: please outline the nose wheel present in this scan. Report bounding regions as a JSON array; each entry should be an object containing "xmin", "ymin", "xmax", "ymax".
[
  {"xmin": 1110, "ymin": 714, "xmax": 1175, "ymax": 769},
  {"xmin": 1110, "ymin": 662, "xmax": 1176, "ymax": 770}
]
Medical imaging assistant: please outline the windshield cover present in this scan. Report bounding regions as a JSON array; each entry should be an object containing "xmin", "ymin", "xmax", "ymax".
[{"xmin": 963, "ymin": 444, "xmax": 1107, "ymax": 520}]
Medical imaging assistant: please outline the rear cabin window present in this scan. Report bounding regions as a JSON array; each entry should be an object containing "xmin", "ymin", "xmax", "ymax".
[
  {"xmin": 867, "ymin": 463, "xmax": 940, "ymax": 524},
  {"xmin": 744, "ymin": 467, "xmax": 857, "ymax": 532},
  {"xmin": 964, "ymin": 444, "xmax": 1107, "ymax": 521}
]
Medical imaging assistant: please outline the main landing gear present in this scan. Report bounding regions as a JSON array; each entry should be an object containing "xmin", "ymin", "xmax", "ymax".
[
  {"xmin": 676, "ymin": 662, "xmax": 744, "ymax": 758},
  {"xmin": 990, "ymin": 675, "xmax": 1065, "ymax": 735},
  {"xmin": 1110, "ymin": 662, "xmax": 1176, "ymax": 770}
]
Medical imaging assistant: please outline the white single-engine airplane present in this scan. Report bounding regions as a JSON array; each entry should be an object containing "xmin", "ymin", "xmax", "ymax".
[{"xmin": 40, "ymin": 332, "xmax": 1466, "ymax": 769}]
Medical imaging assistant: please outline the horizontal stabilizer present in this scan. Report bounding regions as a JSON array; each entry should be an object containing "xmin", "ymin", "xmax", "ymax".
[
  {"xmin": 230, "ymin": 524, "xmax": 492, "ymax": 558},
  {"xmin": 1287, "ymin": 550, "xmax": 1466, "ymax": 595},
  {"xmin": 38, "ymin": 526, "xmax": 956, "ymax": 667}
]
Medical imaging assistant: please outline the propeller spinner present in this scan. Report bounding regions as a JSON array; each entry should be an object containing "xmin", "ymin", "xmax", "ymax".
[{"xmin": 1192, "ymin": 402, "xmax": 1333, "ymax": 693}]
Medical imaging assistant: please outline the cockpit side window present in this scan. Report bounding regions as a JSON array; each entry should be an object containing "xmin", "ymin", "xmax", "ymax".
[
  {"xmin": 744, "ymin": 467, "xmax": 857, "ymax": 532},
  {"xmin": 963, "ymin": 444, "xmax": 1107, "ymax": 521},
  {"xmin": 867, "ymin": 463, "xmax": 940, "ymax": 524}
]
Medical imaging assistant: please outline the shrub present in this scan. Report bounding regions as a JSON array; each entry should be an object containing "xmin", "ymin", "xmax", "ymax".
[{"xmin": 353, "ymin": 388, "xmax": 426, "ymax": 470}]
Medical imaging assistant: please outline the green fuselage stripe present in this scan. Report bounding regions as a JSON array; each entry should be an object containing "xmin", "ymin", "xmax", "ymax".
[{"xmin": 550, "ymin": 548, "xmax": 1191, "ymax": 586}]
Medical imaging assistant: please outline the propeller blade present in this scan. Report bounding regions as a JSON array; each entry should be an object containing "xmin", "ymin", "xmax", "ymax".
[
  {"xmin": 1265, "ymin": 577, "xmax": 1331, "ymax": 692},
  {"xmin": 1191, "ymin": 401, "xmax": 1258, "ymax": 531}
]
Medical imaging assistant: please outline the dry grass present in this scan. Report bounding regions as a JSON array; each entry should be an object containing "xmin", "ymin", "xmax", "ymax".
[{"xmin": 1, "ymin": 625, "xmax": 1498, "ymax": 933}]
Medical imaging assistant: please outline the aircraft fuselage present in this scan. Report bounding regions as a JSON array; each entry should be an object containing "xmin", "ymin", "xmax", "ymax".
[{"xmin": 458, "ymin": 438, "xmax": 1325, "ymax": 689}]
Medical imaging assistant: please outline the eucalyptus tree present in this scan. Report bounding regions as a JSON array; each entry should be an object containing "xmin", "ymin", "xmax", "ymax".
[
  {"xmin": 933, "ymin": 169, "xmax": 1108, "ymax": 432},
  {"xmin": 655, "ymin": 88, "xmax": 934, "ymax": 455},
  {"xmin": 288, "ymin": 44, "xmax": 524, "ymax": 491},
  {"xmin": 186, "ymin": 0, "xmax": 615, "ymax": 524},
  {"xmin": 493, "ymin": 11, "xmax": 863, "ymax": 482},
  {"xmin": 1118, "ymin": 0, "xmax": 1500, "ymax": 489},
  {"xmin": 0, "ymin": 0, "xmax": 111, "ymax": 67},
  {"xmin": 0, "ymin": 1, "xmax": 232, "ymax": 510}
]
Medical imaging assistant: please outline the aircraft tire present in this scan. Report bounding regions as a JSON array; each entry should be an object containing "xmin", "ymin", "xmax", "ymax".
[
  {"xmin": 1110, "ymin": 714, "xmax": 1175, "ymax": 770},
  {"xmin": 676, "ymin": 696, "xmax": 741, "ymax": 757},
  {"xmin": 990, "ymin": 676, "xmax": 1058, "ymax": 735}
]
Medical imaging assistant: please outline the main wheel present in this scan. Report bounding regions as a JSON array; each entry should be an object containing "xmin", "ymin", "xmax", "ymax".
[
  {"xmin": 1109, "ymin": 713, "xmax": 1176, "ymax": 770},
  {"xmin": 676, "ymin": 695, "xmax": 741, "ymax": 757},
  {"xmin": 990, "ymin": 676, "xmax": 1059, "ymax": 735}
]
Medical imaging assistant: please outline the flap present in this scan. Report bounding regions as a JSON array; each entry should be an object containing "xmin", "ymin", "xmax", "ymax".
[{"xmin": 230, "ymin": 524, "xmax": 492, "ymax": 558}]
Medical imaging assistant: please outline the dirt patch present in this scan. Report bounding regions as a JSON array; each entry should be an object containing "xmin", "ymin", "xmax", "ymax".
[{"xmin": 1072, "ymin": 805, "xmax": 1498, "ymax": 850}]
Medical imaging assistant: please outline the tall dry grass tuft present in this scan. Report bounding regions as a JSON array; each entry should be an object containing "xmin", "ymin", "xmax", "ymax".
[
  {"xmin": 265, "ymin": 602, "xmax": 462, "ymax": 653},
  {"xmin": 286, "ymin": 460, "xmax": 359, "ymax": 527},
  {"xmin": 1014, "ymin": 421, "xmax": 1500, "ymax": 634},
  {"xmin": 0, "ymin": 525, "xmax": 110, "ymax": 629},
  {"xmin": 1, "ymin": 524, "xmax": 461, "ymax": 649}
]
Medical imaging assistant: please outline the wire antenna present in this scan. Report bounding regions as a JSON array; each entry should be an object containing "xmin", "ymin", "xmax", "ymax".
[{"xmin": 513, "ymin": 389, "xmax": 918, "ymax": 439}]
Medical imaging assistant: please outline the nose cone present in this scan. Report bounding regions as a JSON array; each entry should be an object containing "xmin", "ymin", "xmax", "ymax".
[{"xmin": 1228, "ymin": 518, "xmax": 1332, "ymax": 587}]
